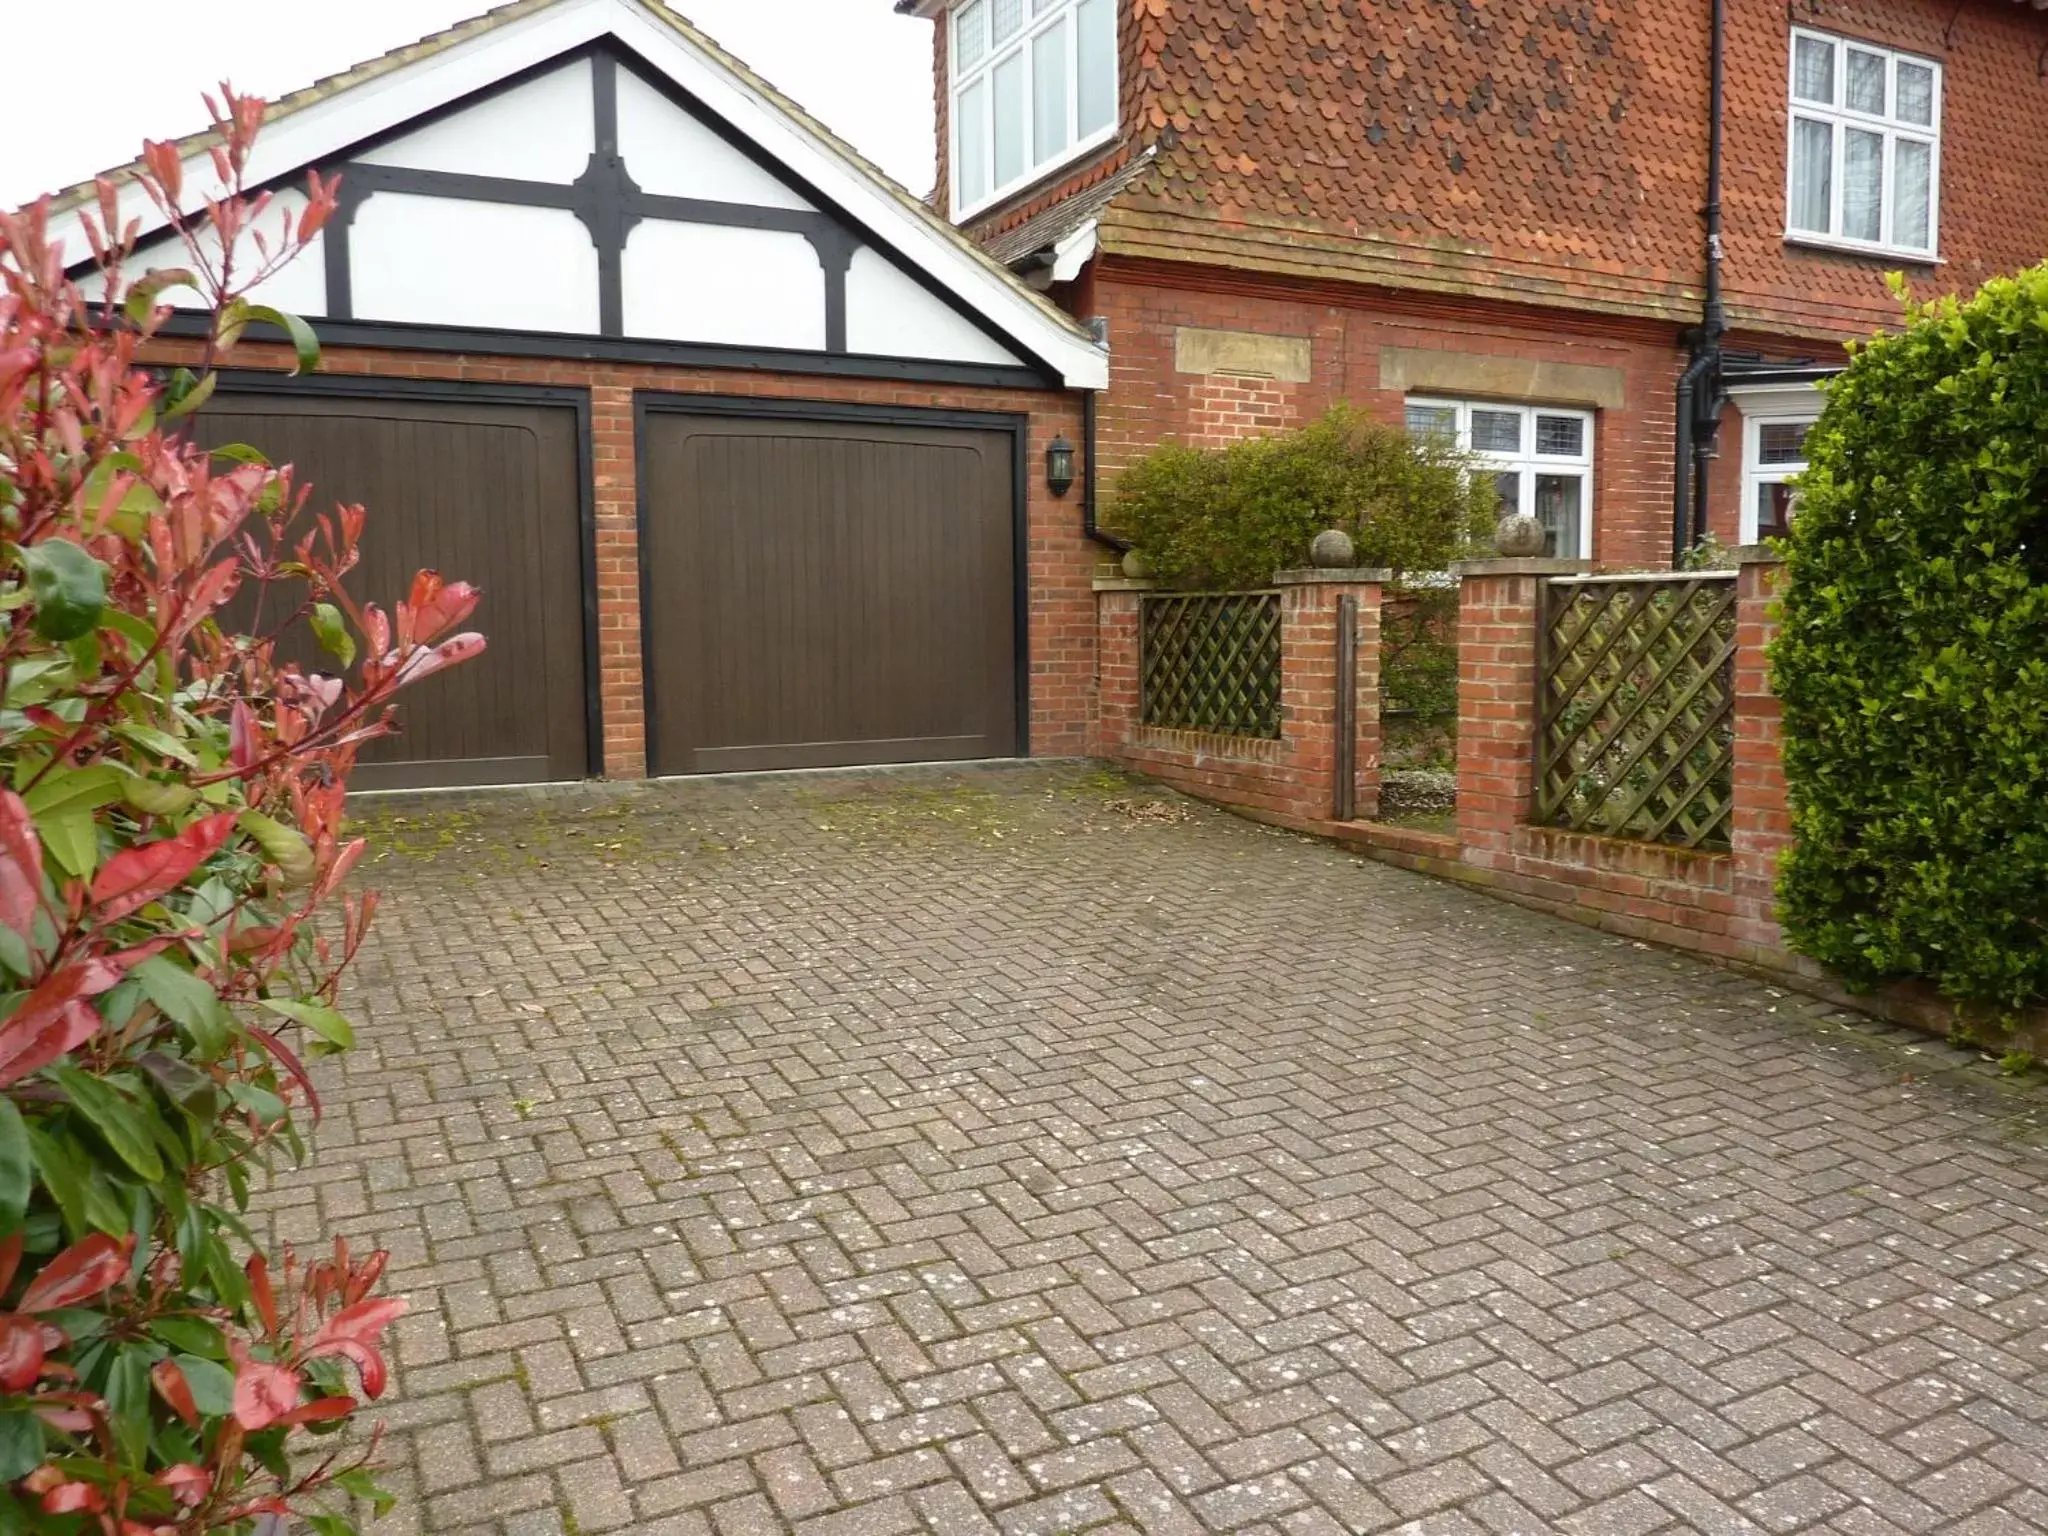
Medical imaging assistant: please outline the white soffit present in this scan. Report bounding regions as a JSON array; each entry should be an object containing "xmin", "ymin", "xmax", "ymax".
[{"xmin": 47, "ymin": 0, "xmax": 1107, "ymax": 389}]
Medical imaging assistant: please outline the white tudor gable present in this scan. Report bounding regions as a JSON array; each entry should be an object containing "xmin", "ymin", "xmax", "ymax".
[{"xmin": 90, "ymin": 0, "xmax": 1104, "ymax": 387}]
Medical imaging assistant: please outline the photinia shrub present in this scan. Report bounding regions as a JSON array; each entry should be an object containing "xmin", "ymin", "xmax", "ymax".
[
  {"xmin": 0, "ymin": 90, "xmax": 483, "ymax": 1530},
  {"xmin": 1772, "ymin": 265, "xmax": 2048, "ymax": 1016}
]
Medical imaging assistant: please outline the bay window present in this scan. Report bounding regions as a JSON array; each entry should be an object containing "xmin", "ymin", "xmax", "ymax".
[
  {"xmin": 1406, "ymin": 398, "xmax": 1595, "ymax": 559},
  {"xmin": 1786, "ymin": 29, "xmax": 1941, "ymax": 258},
  {"xmin": 951, "ymin": 0, "xmax": 1117, "ymax": 218}
]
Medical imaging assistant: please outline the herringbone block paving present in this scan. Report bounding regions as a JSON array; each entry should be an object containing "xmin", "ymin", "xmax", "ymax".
[{"xmin": 270, "ymin": 764, "xmax": 2048, "ymax": 1535}]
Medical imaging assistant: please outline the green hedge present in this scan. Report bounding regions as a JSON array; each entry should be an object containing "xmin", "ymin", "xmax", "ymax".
[
  {"xmin": 1772, "ymin": 266, "xmax": 2048, "ymax": 1014},
  {"xmin": 1109, "ymin": 405, "xmax": 1496, "ymax": 589}
]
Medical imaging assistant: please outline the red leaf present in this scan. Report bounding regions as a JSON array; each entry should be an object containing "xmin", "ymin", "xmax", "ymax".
[
  {"xmin": 0, "ymin": 1313, "xmax": 47, "ymax": 1391},
  {"xmin": 0, "ymin": 790, "xmax": 43, "ymax": 937},
  {"xmin": 0, "ymin": 998, "xmax": 103, "ymax": 1090},
  {"xmin": 0, "ymin": 1232, "xmax": 22, "ymax": 1295},
  {"xmin": 246, "ymin": 1253, "xmax": 277, "ymax": 1335},
  {"xmin": 230, "ymin": 700, "xmax": 257, "ymax": 773},
  {"xmin": 231, "ymin": 1357, "xmax": 301, "ymax": 1430},
  {"xmin": 151, "ymin": 1358, "xmax": 199, "ymax": 1426},
  {"xmin": 40, "ymin": 1480, "xmax": 104, "ymax": 1514},
  {"xmin": 89, "ymin": 812, "xmax": 238, "ymax": 922},
  {"xmin": 277, "ymin": 1394, "xmax": 356, "ymax": 1426},
  {"xmin": 311, "ymin": 1296, "xmax": 406, "ymax": 1351},
  {"xmin": 249, "ymin": 1028, "xmax": 320, "ymax": 1124},
  {"xmin": 155, "ymin": 1464, "xmax": 211, "ymax": 1507},
  {"xmin": 19, "ymin": 1232, "xmax": 133, "ymax": 1312}
]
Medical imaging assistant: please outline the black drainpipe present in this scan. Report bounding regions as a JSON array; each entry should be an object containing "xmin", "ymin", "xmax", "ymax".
[
  {"xmin": 1081, "ymin": 389, "xmax": 1130, "ymax": 553},
  {"xmin": 1675, "ymin": 0, "xmax": 1730, "ymax": 564}
]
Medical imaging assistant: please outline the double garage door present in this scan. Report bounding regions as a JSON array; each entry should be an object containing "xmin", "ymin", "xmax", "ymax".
[{"xmin": 203, "ymin": 387, "xmax": 1020, "ymax": 788}]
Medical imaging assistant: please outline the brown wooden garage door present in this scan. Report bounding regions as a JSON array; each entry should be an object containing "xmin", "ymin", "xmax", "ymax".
[
  {"xmin": 201, "ymin": 387, "xmax": 591, "ymax": 791},
  {"xmin": 641, "ymin": 408, "xmax": 1021, "ymax": 775}
]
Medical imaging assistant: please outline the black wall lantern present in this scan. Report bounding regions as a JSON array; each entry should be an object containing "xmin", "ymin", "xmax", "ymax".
[{"xmin": 1045, "ymin": 435, "xmax": 1076, "ymax": 498}]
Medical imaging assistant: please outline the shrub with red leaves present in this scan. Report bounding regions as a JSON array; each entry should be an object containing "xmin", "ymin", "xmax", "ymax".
[{"xmin": 0, "ymin": 88, "xmax": 483, "ymax": 1532}]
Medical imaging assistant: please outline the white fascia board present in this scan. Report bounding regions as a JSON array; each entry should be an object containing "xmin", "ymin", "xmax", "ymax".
[
  {"xmin": 1050, "ymin": 222, "xmax": 1098, "ymax": 285},
  {"xmin": 51, "ymin": 0, "xmax": 1107, "ymax": 389},
  {"xmin": 1724, "ymin": 379, "xmax": 1826, "ymax": 416}
]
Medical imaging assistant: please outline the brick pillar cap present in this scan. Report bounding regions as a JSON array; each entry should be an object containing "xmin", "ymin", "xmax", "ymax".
[
  {"xmin": 1092, "ymin": 576, "xmax": 1159, "ymax": 592},
  {"xmin": 1732, "ymin": 544, "xmax": 1786, "ymax": 566},
  {"xmin": 1451, "ymin": 557, "xmax": 1593, "ymax": 577},
  {"xmin": 1272, "ymin": 567, "xmax": 1393, "ymax": 585}
]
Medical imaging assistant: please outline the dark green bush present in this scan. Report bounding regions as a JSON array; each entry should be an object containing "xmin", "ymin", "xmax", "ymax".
[
  {"xmin": 1110, "ymin": 406, "xmax": 1497, "ymax": 589},
  {"xmin": 1381, "ymin": 585, "xmax": 1460, "ymax": 770},
  {"xmin": 1772, "ymin": 265, "xmax": 2048, "ymax": 1013}
]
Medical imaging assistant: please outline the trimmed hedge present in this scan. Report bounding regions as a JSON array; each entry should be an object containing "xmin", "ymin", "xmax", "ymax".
[
  {"xmin": 1772, "ymin": 267, "xmax": 2048, "ymax": 1014},
  {"xmin": 1109, "ymin": 406, "xmax": 1496, "ymax": 589}
]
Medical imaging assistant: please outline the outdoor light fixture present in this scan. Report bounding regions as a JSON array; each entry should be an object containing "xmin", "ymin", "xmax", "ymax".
[{"xmin": 1045, "ymin": 435, "xmax": 1076, "ymax": 498}]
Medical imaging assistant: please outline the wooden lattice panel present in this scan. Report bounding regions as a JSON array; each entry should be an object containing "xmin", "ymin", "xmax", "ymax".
[
  {"xmin": 1535, "ymin": 574, "xmax": 1739, "ymax": 850},
  {"xmin": 1141, "ymin": 593, "xmax": 1283, "ymax": 739}
]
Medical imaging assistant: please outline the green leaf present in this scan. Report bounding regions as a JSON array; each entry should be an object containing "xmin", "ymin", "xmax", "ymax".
[
  {"xmin": 133, "ymin": 957, "xmax": 232, "ymax": 1057},
  {"xmin": 332, "ymin": 1467, "xmax": 398, "ymax": 1518},
  {"xmin": 0, "ymin": 1412, "xmax": 43, "ymax": 1484},
  {"xmin": 238, "ymin": 812, "xmax": 315, "ymax": 887},
  {"xmin": 261, "ymin": 997, "xmax": 354, "ymax": 1051},
  {"xmin": 0, "ymin": 1099, "xmax": 29, "ymax": 1238},
  {"xmin": 226, "ymin": 1081, "xmax": 287, "ymax": 1126},
  {"xmin": 123, "ymin": 267, "xmax": 199, "ymax": 323},
  {"xmin": 118, "ymin": 772, "xmax": 198, "ymax": 818},
  {"xmin": 149, "ymin": 1317, "xmax": 225, "ymax": 1359},
  {"xmin": 48, "ymin": 1065, "xmax": 164, "ymax": 1182},
  {"xmin": 113, "ymin": 722, "xmax": 197, "ymax": 767},
  {"xmin": 159, "ymin": 367, "xmax": 217, "ymax": 423},
  {"xmin": 306, "ymin": 1515, "xmax": 358, "ymax": 1536},
  {"xmin": 311, "ymin": 602, "xmax": 356, "ymax": 668},
  {"xmin": 28, "ymin": 1126, "xmax": 92, "ymax": 1238},
  {"xmin": 137, "ymin": 1050, "xmax": 221, "ymax": 1125},
  {"xmin": 23, "ymin": 765, "xmax": 122, "ymax": 880},
  {"xmin": 208, "ymin": 442, "xmax": 271, "ymax": 467},
  {"xmin": 238, "ymin": 303, "xmax": 323, "ymax": 376},
  {"xmin": 20, "ymin": 539, "xmax": 108, "ymax": 642},
  {"xmin": 104, "ymin": 1347, "xmax": 152, "ymax": 1467},
  {"xmin": 173, "ymin": 1353, "xmax": 235, "ymax": 1418}
]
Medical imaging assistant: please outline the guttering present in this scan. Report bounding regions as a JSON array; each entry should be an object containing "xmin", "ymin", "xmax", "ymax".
[
  {"xmin": 1081, "ymin": 389, "xmax": 1129, "ymax": 552},
  {"xmin": 1675, "ymin": 0, "xmax": 1730, "ymax": 563}
]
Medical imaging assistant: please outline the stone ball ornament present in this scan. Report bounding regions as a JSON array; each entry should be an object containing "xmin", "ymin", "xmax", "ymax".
[
  {"xmin": 1309, "ymin": 528, "xmax": 1357, "ymax": 569},
  {"xmin": 1494, "ymin": 513, "xmax": 1548, "ymax": 558}
]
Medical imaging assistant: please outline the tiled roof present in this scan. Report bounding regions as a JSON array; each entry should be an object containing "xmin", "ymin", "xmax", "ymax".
[{"xmin": 981, "ymin": 148, "xmax": 1156, "ymax": 267}]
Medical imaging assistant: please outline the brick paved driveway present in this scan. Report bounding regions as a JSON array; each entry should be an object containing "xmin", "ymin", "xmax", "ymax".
[{"xmin": 275, "ymin": 764, "xmax": 2048, "ymax": 1536}]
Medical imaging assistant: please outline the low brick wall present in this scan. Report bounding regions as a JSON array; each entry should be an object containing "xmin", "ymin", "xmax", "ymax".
[{"xmin": 1097, "ymin": 551, "xmax": 2045, "ymax": 1049}]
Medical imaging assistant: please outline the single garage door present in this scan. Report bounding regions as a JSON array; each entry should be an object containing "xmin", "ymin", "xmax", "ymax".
[
  {"xmin": 201, "ymin": 388, "xmax": 591, "ymax": 791},
  {"xmin": 641, "ymin": 409, "xmax": 1021, "ymax": 775}
]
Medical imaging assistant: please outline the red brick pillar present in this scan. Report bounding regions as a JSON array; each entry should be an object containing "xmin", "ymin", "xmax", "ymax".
[
  {"xmin": 1731, "ymin": 551, "xmax": 1791, "ymax": 951},
  {"xmin": 589, "ymin": 384, "xmax": 646, "ymax": 779},
  {"xmin": 1453, "ymin": 557, "xmax": 1590, "ymax": 865},
  {"xmin": 1090, "ymin": 579, "xmax": 1150, "ymax": 760},
  {"xmin": 1274, "ymin": 569, "xmax": 1389, "ymax": 823}
]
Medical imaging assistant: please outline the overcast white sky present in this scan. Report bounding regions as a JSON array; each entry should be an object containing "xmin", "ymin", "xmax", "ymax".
[{"xmin": 0, "ymin": 0, "xmax": 936, "ymax": 211}]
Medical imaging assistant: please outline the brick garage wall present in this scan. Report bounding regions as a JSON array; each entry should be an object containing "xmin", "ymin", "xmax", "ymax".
[
  {"xmin": 1084, "ymin": 258, "xmax": 1688, "ymax": 569},
  {"xmin": 146, "ymin": 340, "xmax": 1097, "ymax": 779}
]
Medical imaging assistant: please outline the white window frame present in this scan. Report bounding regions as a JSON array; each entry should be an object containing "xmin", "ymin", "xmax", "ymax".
[
  {"xmin": 1783, "ymin": 28, "xmax": 1943, "ymax": 261},
  {"xmin": 950, "ymin": 0, "xmax": 1119, "ymax": 222},
  {"xmin": 1406, "ymin": 397, "xmax": 1596, "ymax": 560},
  {"xmin": 1731, "ymin": 383, "xmax": 1825, "ymax": 544}
]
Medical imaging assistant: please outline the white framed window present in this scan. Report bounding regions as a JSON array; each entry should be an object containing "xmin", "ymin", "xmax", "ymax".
[
  {"xmin": 1406, "ymin": 398, "xmax": 1595, "ymax": 559},
  {"xmin": 950, "ymin": 0, "xmax": 1117, "ymax": 220},
  {"xmin": 1741, "ymin": 413, "xmax": 1817, "ymax": 543},
  {"xmin": 1785, "ymin": 29, "xmax": 1941, "ymax": 259}
]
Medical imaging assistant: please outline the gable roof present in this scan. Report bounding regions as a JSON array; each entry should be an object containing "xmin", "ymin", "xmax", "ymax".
[{"xmin": 41, "ymin": 0, "xmax": 1107, "ymax": 389}]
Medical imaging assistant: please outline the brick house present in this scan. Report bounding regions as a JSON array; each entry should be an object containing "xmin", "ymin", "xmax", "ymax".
[
  {"xmin": 898, "ymin": 0, "xmax": 2048, "ymax": 565},
  {"xmin": 41, "ymin": 0, "xmax": 1113, "ymax": 789}
]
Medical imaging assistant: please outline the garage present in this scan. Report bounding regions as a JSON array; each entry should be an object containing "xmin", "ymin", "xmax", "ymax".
[
  {"xmin": 60, "ymin": 0, "xmax": 1108, "ymax": 786},
  {"xmin": 200, "ymin": 384, "xmax": 594, "ymax": 791},
  {"xmin": 639, "ymin": 402, "xmax": 1021, "ymax": 775}
]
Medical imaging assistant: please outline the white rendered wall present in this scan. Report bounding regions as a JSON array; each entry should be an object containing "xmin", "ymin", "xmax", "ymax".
[
  {"xmin": 622, "ymin": 222, "xmax": 824, "ymax": 349},
  {"xmin": 349, "ymin": 194, "xmax": 600, "ymax": 333},
  {"xmin": 615, "ymin": 66, "xmax": 814, "ymax": 210},
  {"xmin": 129, "ymin": 187, "xmax": 329, "ymax": 318},
  {"xmin": 356, "ymin": 59, "xmax": 595, "ymax": 185},
  {"xmin": 844, "ymin": 248, "xmax": 1025, "ymax": 366}
]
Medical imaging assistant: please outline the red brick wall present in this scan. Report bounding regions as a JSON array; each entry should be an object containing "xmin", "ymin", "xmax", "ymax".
[
  {"xmin": 148, "ymin": 340, "xmax": 1096, "ymax": 780},
  {"xmin": 1085, "ymin": 257, "xmax": 1693, "ymax": 569}
]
